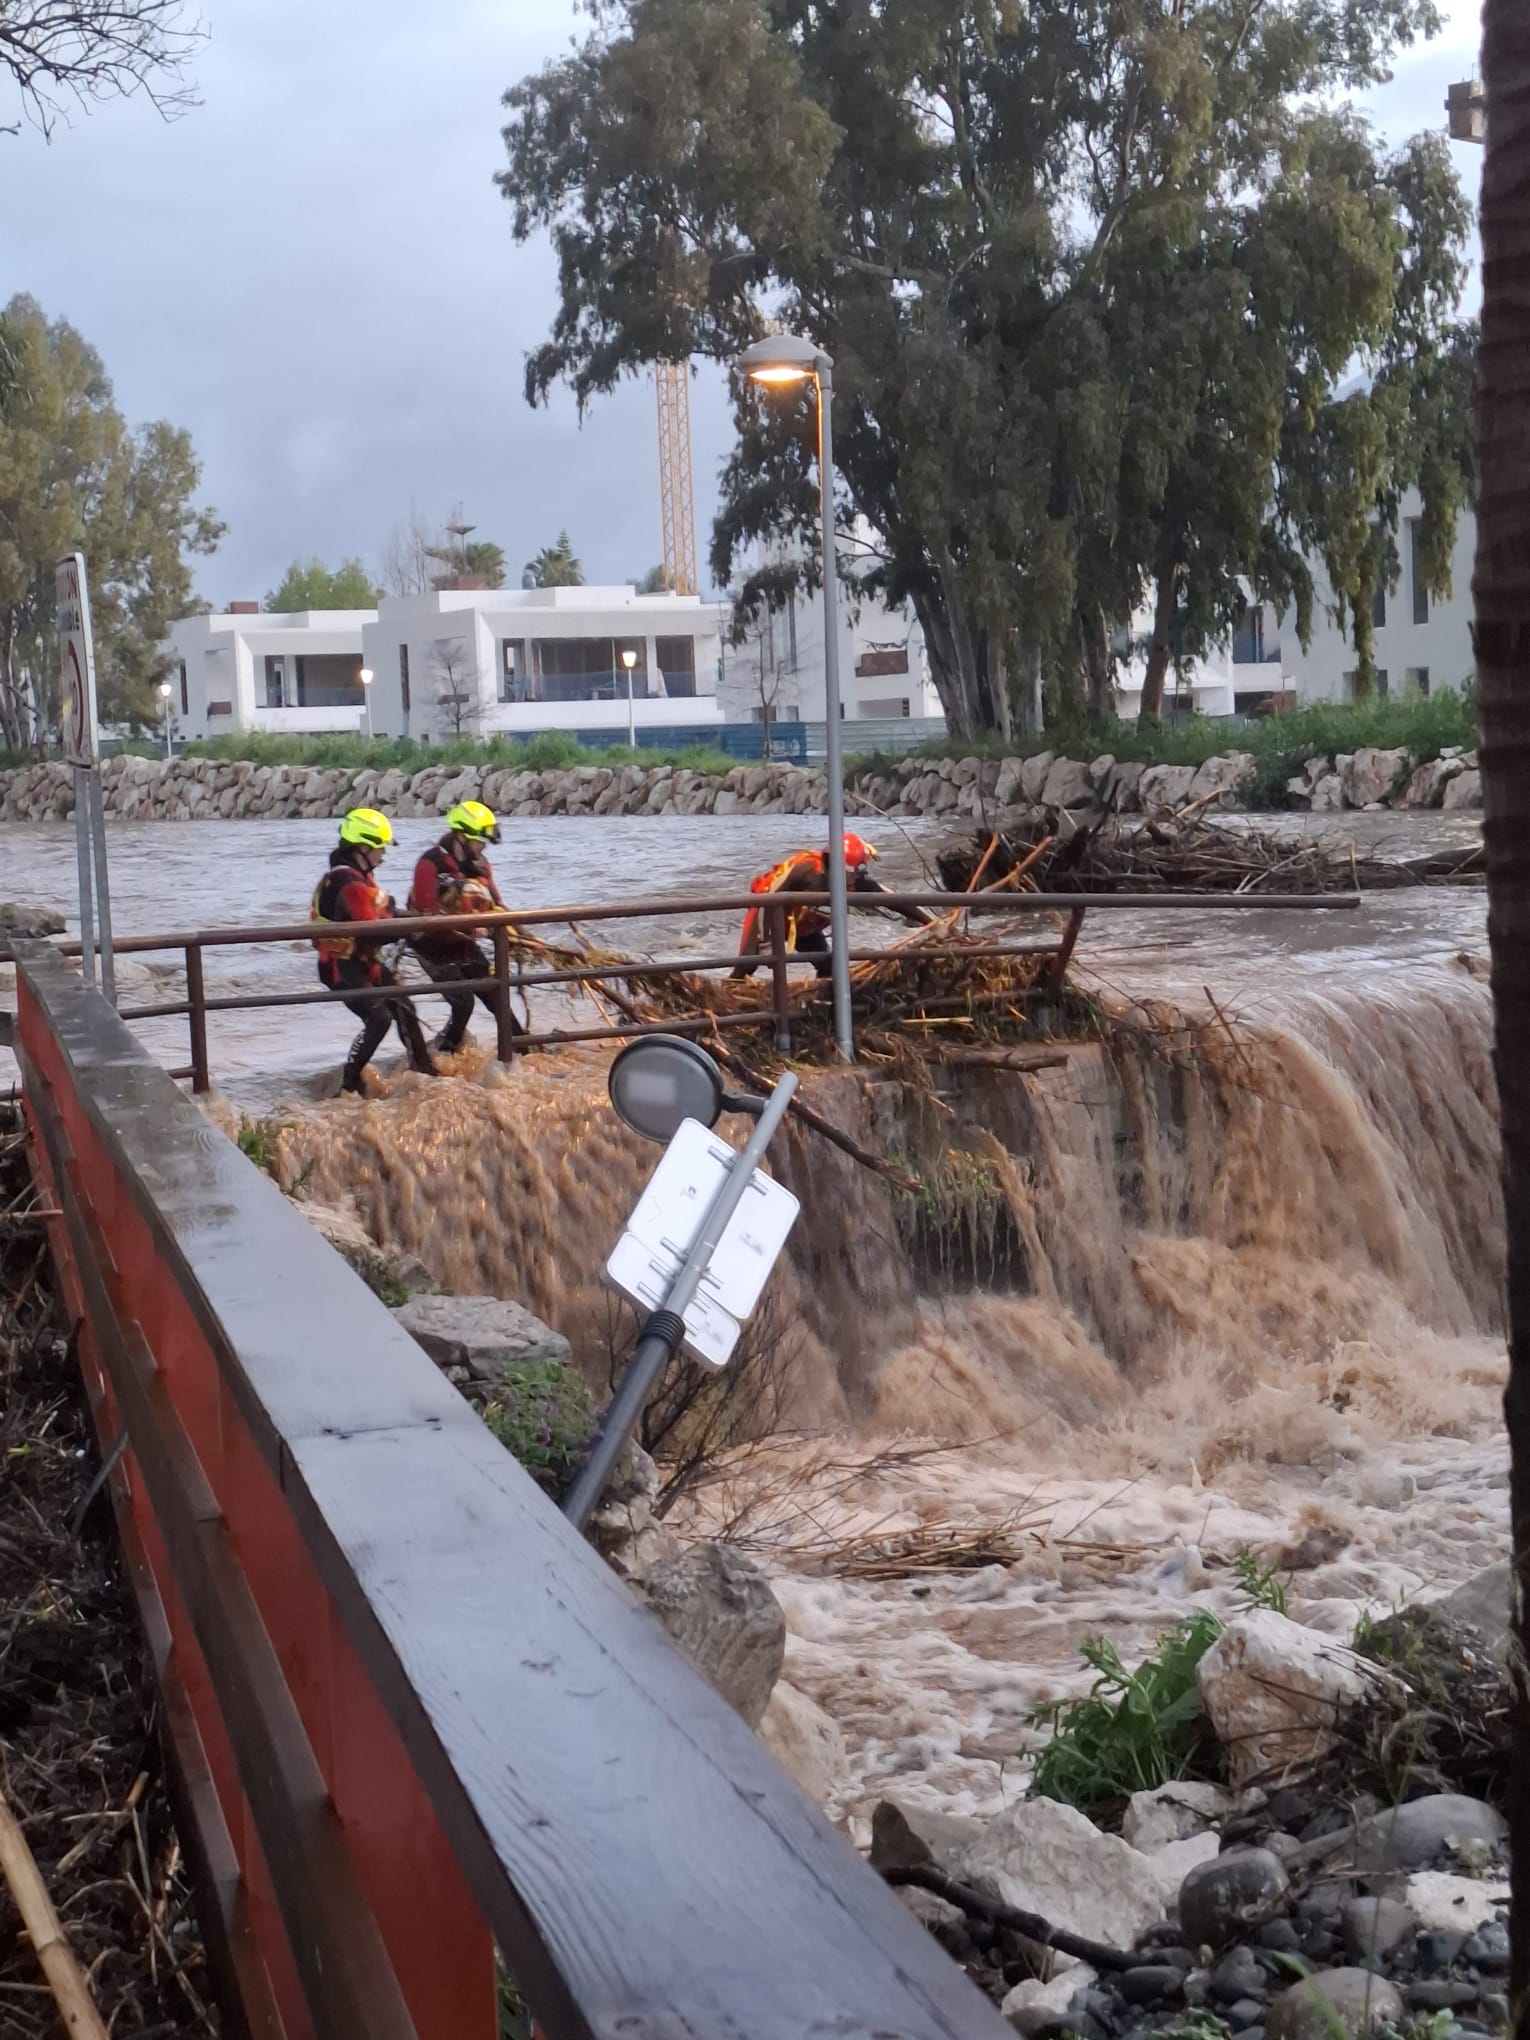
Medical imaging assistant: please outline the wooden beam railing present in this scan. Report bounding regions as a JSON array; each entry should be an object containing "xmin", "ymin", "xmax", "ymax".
[{"xmin": 12, "ymin": 940, "xmax": 1012, "ymax": 2040}]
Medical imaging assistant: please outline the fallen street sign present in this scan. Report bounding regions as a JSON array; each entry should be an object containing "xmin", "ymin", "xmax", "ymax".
[
  {"xmin": 603, "ymin": 1115, "xmax": 801, "ymax": 1368},
  {"xmin": 56, "ymin": 553, "xmax": 99, "ymax": 767}
]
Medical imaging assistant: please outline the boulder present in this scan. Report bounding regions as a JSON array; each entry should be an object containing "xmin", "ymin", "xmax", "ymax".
[
  {"xmin": 1109, "ymin": 761, "xmax": 1147, "ymax": 811},
  {"xmin": 1341, "ymin": 1896, "xmax": 1416, "ymax": 1964},
  {"xmin": 957, "ymin": 1796, "xmax": 1165, "ymax": 1953},
  {"xmin": 1147, "ymin": 1832, "xmax": 1222, "ymax": 1908},
  {"xmin": 1042, "ymin": 758, "xmax": 1095, "ymax": 809},
  {"xmin": 1342, "ymin": 747, "xmax": 1410, "ymax": 809},
  {"xmin": 1196, "ymin": 1609, "xmax": 1393, "ymax": 1786},
  {"xmin": 1019, "ymin": 751, "xmax": 1055, "ymax": 803},
  {"xmin": 1309, "ymin": 773, "xmax": 1346, "ymax": 811},
  {"xmin": 1398, "ymin": 756, "xmax": 1464, "ymax": 810},
  {"xmin": 391, "ymin": 1293, "xmax": 571, "ymax": 1379},
  {"xmin": 1402, "ymin": 1874, "xmax": 1508, "ymax": 1937},
  {"xmin": 1266, "ymin": 1970, "xmax": 1404, "ymax": 2040},
  {"xmin": 759, "ymin": 1682, "xmax": 848, "ymax": 1805},
  {"xmin": 1178, "ymin": 1847, "xmax": 1290, "ymax": 1953},
  {"xmin": 1188, "ymin": 753, "xmax": 1255, "ymax": 808},
  {"xmin": 1089, "ymin": 754, "xmax": 1117, "ymax": 788},
  {"xmin": 994, "ymin": 757, "xmax": 1027, "ymax": 807},
  {"xmin": 643, "ymin": 1542, "xmax": 786, "ymax": 1729},
  {"xmin": 1347, "ymin": 1795, "xmax": 1507, "ymax": 1878},
  {"xmin": 588, "ymin": 1444, "xmax": 681, "ymax": 1585},
  {"xmin": 1442, "ymin": 768, "xmax": 1482, "ymax": 811},
  {"xmin": 870, "ymin": 1799, "xmax": 986, "ymax": 1875},
  {"xmin": 1138, "ymin": 763, "xmax": 1197, "ymax": 811},
  {"xmin": 1435, "ymin": 1563, "xmax": 1514, "ymax": 1668},
  {"xmin": 1003, "ymin": 1967, "xmax": 1096, "ymax": 2035},
  {"xmin": 1122, "ymin": 1782, "xmax": 1264, "ymax": 1854}
]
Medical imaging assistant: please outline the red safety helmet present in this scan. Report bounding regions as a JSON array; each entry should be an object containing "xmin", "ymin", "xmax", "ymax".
[{"xmin": 842, "ymin": 832, "xmax": 876, "ymax": 868}]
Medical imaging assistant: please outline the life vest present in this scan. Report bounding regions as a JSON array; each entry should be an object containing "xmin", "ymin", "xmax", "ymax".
[
  {"xmin": 310, "ymin": 861, "xmax": 384, "ymax": 969},
  {"xmin": 408, "ymin": 844, "xmax": 500, "ymax": 942},
  {"xmin": 739, "ymin": 850, "xmax": 827, "ymax": 954}
]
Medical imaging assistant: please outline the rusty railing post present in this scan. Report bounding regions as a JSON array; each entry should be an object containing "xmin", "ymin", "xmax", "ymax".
[
  {"xmin": 185, "ymin": 943, "xmax": 211, "ymax": 1095},
  {"xmin": 768, "ymin": 907, "xmax": 792, "ymax": 1055},
  {"xmin": 491, "ymin": 922, "xmax": 516, "ymax": 1064},
  {"xmin": 1049, "ymin": 907, "xmax": 1086, "ymax": 997}
]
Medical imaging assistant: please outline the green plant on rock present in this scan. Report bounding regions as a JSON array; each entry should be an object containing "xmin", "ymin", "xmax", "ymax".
[
  {"xmin": 482, "ymin": 1360, "xmax": 598, "ymax": 1496},
  {"xmin": 1232, "ymin": 1546, "xmax": 1288, "ymax": 1615},
  {"xmin": 1029, "ymin": 1609, "xmax": 1225, "ymax": 1817},
  {"xmin": 236, "ymin": 1112, "xmax": 287, "ymax": 1177}
]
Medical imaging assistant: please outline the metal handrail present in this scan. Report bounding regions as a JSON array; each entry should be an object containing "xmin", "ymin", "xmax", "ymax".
[{"xmin": 57, "ymin": 885, "xmax": 1361, "ymax": 1093}]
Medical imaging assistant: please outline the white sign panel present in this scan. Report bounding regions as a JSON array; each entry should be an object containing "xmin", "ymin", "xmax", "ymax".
[
  {"xmin": 603, "ymin": 1116, "xmax": 801, "ymax": 1370},
  {"xmin": 56, "ymin": 552, "xmax": 99, "ymax": 767}
]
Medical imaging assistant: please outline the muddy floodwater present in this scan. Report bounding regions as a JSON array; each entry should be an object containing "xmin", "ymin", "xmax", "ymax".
[{"xmin": 0, "ymin": 807, "xmax": 1505, "ymax": 1833}]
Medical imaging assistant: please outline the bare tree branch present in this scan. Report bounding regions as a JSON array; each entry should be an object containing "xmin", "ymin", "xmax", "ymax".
[{"xmin": 0, "ymin": 0, "xmax": 203, "ymax": 139}]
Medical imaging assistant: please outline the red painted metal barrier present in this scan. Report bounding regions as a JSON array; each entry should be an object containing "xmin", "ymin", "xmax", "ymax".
[{"xmin": 12, "ymin": 940, "xmax": 1012, "ymax": 2040}]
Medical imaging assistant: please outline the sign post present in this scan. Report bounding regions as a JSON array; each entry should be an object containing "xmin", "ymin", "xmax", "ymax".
[{"xmin": 56, "ymin": 553, "xmax": 116, "ymax": 1004}]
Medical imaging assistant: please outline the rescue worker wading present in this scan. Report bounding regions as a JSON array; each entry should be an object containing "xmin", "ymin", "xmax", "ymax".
[
  {"xmin": 407, "ymin": 800, "xmax": 523, "ymax": 1054},
  {"xmin": 312, "ymin": 809, "xmax": 437, "ymax": 1093},
  {"xmin": 732, "ymin": 833, "xmax": 930, "ymax": 978}
]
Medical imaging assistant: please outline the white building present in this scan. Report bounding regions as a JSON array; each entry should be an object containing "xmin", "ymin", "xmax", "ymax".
[
  {"xmin": 361, "ymin": 585, "xmax": 727, "ymax": 743},
  {"xmin": 1274, "ymin": 493, "xmax": 1476, "ymax": 703},
  {"xmin": 168, "ymin": 606, "xmax": 376, "ymax": 739},
  {"xmin": 167, "ymin": 586, "xmax": 728, "ymax": 744},
  {"xmin": 718, "ymin": 552, "xmax": 944, "ymax": 729}
]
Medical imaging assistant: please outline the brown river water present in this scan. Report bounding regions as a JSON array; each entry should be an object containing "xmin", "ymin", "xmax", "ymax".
[{"xmin": 0, "ymin": 810, "xmax": 1506, "ymax": 1830}]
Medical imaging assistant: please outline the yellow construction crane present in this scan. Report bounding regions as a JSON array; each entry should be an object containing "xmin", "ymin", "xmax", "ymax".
[{"xmin": 655, "ymin": 361, "xmax": 699, "ymax": 596}]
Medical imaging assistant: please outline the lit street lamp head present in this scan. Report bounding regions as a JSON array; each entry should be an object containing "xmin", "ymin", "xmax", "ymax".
[
  {"xmin": 739, "ymin": 334, "xmax": 830, "ymax": 386},
  {"xmin": 157, "ymin": 682, "xmax": 171, "ymax": 699},
  {"xmin": 621, "ymin": 649, "xmax": 637, "ymax": 670},
  {"xmin": 359, "ymin": 667, "xmax": 374, "ymax": 687}
]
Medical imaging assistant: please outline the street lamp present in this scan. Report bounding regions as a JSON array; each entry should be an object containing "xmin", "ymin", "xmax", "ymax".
[
  {"xmin": 621, "ymin": 647, "xmax": 638, "ymax": 750},
  {"xmin": 157, "ymin": 680, "xmax": 173, "ymax": 760},
  {"xmin": 359, "ymin": 666, "xmax": 374, "ymax": 740},
  {"xmin": 738, "ymin": 332, "xmax": 853, "ymax": 1061}
]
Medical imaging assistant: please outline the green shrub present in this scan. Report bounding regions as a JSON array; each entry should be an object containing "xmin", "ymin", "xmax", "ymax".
[
  {"xmin": 482, "ymin": 1360, "xmax": 598, "ymax": 1494},
  {"xmin": 1029, "ymin": 1611, "xmax": 1225, "ymax": 1817}
]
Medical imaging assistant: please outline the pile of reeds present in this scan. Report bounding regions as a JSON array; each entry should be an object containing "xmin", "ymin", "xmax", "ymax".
[
  {"xmin": 935, "ymin": 811, "xmax": 1485, "ymax": 896},
  {"xmin": 0, "ymin": 1106, "xmax": 217, "ymax": 2038}
]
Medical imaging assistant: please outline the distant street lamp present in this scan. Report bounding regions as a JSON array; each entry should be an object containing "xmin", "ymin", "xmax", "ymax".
[
  {"xmin": 738, "ymin": 332, "xmax": 853, "ymax": 1061},
  {"xmin": 359, "ymin": 665, "xmax": 374, "ymax": 739},
  {"xmin": 621, "ymin": 647, "xmax": 638, "ymax": 750},
  {"xmin": 157, "ymin": 680, "xmax": 173, "ymax": 760}
]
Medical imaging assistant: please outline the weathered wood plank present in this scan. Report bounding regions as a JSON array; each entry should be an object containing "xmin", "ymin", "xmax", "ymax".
[{"xmin": 17, "ymin": 944, "xmax": 1013, "ymax": 2040}]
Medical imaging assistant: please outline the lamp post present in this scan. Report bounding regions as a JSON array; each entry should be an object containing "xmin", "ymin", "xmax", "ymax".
[
  {"xmin": 157, "ymin": 680, "xmax": 173, "ymax": 760},
  {"xmin": 359, "ymin": 666, "xmax": 374, "ymax": 740},
  {"xmin": 621, "ymin": 647, "xmax": 638, "ymax": 750},
  {"xmin": 738, "ymin": 333, "xmax": 853, "ymax": 1060}
]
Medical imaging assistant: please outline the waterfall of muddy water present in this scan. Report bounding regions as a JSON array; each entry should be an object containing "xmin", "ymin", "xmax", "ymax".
[
  {"xmin": 270, "ymin": 955, "xmax": 1507, "ymax": 1829},
  {"xmin": 1, "ymin": 811, "xmax": 1506, "ymax": 1827}
]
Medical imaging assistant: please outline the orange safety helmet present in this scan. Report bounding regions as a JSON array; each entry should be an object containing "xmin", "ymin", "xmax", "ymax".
[{"xmin": 842, "ymin": 832, "xmax": 876, "ymax": 868}]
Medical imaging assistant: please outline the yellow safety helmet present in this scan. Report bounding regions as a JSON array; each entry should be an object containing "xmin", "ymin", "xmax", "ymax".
[
  {"xmin": 339, "ymin": 807, "xmax": 393, "ymax": 849},
  {"xmin": 447, "ymin": 799, "xmax": 500, "ymax": 844}
]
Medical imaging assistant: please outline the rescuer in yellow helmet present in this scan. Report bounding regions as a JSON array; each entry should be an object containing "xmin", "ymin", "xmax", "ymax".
[
  {"xmin": 406, "ymin": 799, "xmax": 524, "ymax": 1053},
  {"xmin": 311, "ymin": 809, "xmax": 437, "ymax": 1093}
]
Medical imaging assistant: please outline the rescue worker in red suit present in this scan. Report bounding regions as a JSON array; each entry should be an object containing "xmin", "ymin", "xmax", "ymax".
[
  {"xmin": 311, "ymin": 808, "xmax": 436, "ymax": 1093},
  {"xmin": 407, "ymin": 800, "xmax": 524, "ymax": 1054},
  {"xmin": 732, "ymin": 833, "xmax": 929, "ymax": 978}
]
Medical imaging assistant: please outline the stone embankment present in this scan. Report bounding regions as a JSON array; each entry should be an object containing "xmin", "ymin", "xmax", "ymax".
[{"xmin": 0, "ymin": 741, "xmax": 1483, "ymax": 826}]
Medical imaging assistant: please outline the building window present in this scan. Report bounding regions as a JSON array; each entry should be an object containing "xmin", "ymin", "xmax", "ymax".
[
  {"xmin": 178, "ymin": 662, "xmax": 188, "ymax": 717},
  {"xmin": 1375, "ymin": 669, "xmax": 1390, "ymax": 699},
  {"xmin": 1371, "ymin": 580, "xmax": 1386, "ymax": 629},
  {"xmin": 1406, "ymin": 665, "xmax": 1431, "ymax": 698},
  {"xmin": 264, "ymin": 655, "xmax": 285, "ymax": 709},
  {"xmin": 1410, "ymin": 519, "xmax": 1429, "ymax": 624},
  {"xmin": 902, "ymin": 698, "xmax": 911, "ymax": 717},
  {"xmin": 1231, "ymin": 604, "xmax": 1266, "ymax": 665},
  {"xmin": 501, "ymin": 638, "xmax": 529, "ymax": 703},
  {"xmin": 399, "ymin": 644, "xmax": 411, "ymax": 715},
  {"xmin": 655, "ymin": 635, "xmax": 697, "ymax": 699}
]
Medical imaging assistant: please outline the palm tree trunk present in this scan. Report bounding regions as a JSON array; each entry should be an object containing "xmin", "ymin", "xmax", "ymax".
[{"xmin": 1474, "ymin": 5, "xmax": 1530, "ymax": 2016}]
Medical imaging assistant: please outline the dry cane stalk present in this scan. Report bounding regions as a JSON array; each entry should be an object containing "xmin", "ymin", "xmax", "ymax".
[{"xmin": 0, "ymin": 1786, "xmax": 110, "ymax": 2039}]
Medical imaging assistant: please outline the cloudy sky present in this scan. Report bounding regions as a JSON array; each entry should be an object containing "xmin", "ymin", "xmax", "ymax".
[{"xmin": 5, "ymin": 0, "xmax": 1485, "ymax": 607}]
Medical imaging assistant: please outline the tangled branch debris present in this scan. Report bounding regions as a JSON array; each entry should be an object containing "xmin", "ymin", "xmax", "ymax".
[
  {"xmin": 0, "ymin": 1105, "xmax": 217, "ymax": 2037},
  {"xmin": 935, "ymin": 812, "xmax": 1485, "ymax": 895}
]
